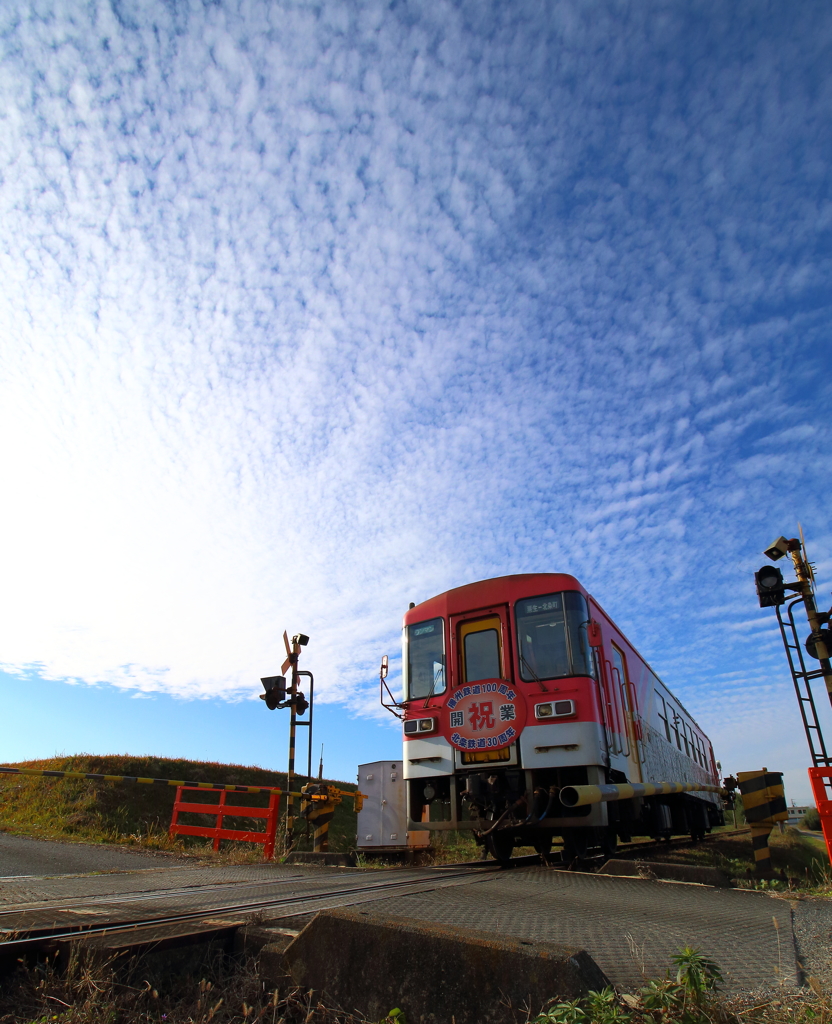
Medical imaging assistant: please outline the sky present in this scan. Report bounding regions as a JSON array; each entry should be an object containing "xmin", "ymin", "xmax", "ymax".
[{"xmin": 1, "ymin": 1, "xmax": 831, "ymax": 803}]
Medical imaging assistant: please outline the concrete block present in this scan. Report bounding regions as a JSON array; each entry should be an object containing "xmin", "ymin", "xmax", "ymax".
[
  {"xmin": 599, "ymin": 859, "xmax": 732, "ymax": 887},
  {"xmin": 259, "ymin": 937, "xmax": 296, "ymax": 987},
  {"xmin": 282, "ymin": 907, "xmax": 610, "ymax": 1024}
]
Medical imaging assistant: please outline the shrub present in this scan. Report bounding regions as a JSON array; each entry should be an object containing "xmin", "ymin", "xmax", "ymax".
[{"xmin": 802, "ymin": 807, "xmax": 821, "ymax": 830}]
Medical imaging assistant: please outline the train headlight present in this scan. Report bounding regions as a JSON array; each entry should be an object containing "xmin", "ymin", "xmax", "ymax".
[
  {"xmin": 404, "ymin": 717, "xmax": 436, "ymax": 734},
  {"xmin": 535, "ymin": 700, "xmax": 576, "ymax": 719}
]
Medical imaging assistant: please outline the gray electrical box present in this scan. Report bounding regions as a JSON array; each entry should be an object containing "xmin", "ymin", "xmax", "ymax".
[{"xmin": 356, "ymin": 761, "xmax": 430, "ymax": 851}]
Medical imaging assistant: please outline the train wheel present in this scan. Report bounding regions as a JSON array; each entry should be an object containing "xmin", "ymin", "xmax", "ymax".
[
  {"xmin": 562, "ymin": 829, "xmax": 588, "ymax": 864},
  {"xmin": 533, "ymin": 836, "xmax": 553, "ymax": 856},
  {"xmin": 600, "ymin": 828, "xmax": 617, "ymax": 861},
  {"xmin": 486, "ymin": 831, "xmax": 514, "ymax": 865}
]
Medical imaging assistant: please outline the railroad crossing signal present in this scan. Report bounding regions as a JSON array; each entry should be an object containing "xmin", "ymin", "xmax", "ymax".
[
  {"xmin": 260, "ymin": 631, "xmax": 315, "ymax": 849},
  {"xmin": 755, "ymin": 529, "xmax": 832, "ymax": 867}
]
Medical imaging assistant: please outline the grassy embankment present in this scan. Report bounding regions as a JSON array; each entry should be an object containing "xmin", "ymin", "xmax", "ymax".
[{"xmin": 0, "ymin": 755, "xmax": 359, "ymax": 858}]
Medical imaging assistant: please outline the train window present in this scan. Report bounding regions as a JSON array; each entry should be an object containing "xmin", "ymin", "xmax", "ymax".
[
  {"xmin": 655, "ymin": 691, "xmax": 671, "ymax": 742},
  {"xmin": 565, "ymin": 592, "xmax": 593, "ymax": 677},
  {"xmin": 671, "ymin": 709, "xmax": 682, "ymax": 750},
  {"xmin": 681, "ymin": 720, "xmax": 691, "ymax": 758},
  {"xmin": 404, "ymin": 618, "xmax": 446, "ymax": 700},
  {"xmin": 463, "ymin": 629, "xmax": 500, "ymax": 682},
  {"xmin": 516, "ymin": 591, "xmax": 593, "ymax": 682},
  {"xmin": 460, "ymin": 616, "xmax": 503, "ymax": 682}
]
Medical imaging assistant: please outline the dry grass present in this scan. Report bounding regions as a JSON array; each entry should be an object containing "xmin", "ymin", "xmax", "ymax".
[{"xmin": 0, "ymin": 946, "xmax": 370, "ymax": 1024}]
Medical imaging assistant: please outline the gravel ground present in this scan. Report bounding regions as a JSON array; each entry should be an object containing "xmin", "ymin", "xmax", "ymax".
[
  {"xmin": 791, "ymin": 894, "xmax": 832, "ymax": 987},
  {"xmin": 0, "ymin": 830, "xmax": 187, "ymax": 877}
]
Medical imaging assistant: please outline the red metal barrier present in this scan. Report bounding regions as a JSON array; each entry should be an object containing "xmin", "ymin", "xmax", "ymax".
[
  {"xmin": 808, "ymin": 768, "xmax": 832, "ymax": 865},
  {"xmin": 169, "ymin": 786, "xmax": 281, "ymax": 860}
]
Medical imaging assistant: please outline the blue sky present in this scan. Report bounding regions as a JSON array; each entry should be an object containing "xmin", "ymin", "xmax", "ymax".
[{"xmin": 1, "ymin": 1, "xmax": 830, "ymax": 802}]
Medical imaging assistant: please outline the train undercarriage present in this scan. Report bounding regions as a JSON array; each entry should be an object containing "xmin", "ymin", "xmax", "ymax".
[{"xmin": 408, "ymin": 764, "xmax": 724, "ymax": 864}]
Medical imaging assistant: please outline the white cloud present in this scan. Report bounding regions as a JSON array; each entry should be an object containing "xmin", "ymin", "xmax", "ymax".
[{"xmin": 0, "ymin": 1, "xmax": 830, "ymax": 790}]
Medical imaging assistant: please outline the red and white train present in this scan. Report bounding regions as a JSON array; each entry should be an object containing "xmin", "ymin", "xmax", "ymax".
[{"xmin": 384, "ymin": 573, "xmax": 724, "ymax": 861}]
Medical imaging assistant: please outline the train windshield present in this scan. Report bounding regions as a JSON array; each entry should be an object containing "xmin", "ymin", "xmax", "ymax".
[
  {"xmin": 515, "ymin": 592, "xmax": 593, "ymax": 682},
  {"xmin": 404, "ymin": 618, "xmax": 446, "ymax": 700}
]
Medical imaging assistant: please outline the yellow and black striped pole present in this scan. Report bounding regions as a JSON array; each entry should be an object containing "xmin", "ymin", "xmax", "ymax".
[
  {"xmin": 737, "ymin": 769, "xmax": 788, "ymax": 876},
  {"xmin": 559, "ymin": 780, "xmax": 726, "ymax": 808},
  {"xmin": 300, "ymin": 783, "xmax": 342, "ymax": 852},
  {"xmin": 279, "ymin": 630, "xmax": 304, "ymax": 847}
]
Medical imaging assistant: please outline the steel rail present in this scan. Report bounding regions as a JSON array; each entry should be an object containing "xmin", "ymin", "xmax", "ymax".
[{"xmin": 0, "ymin": 872, "xmax": 328, "ymax": 916}]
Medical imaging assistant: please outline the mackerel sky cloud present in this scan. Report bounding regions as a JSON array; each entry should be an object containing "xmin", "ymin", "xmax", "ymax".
[{"xmin": 1, "ymin": 1, "xmax": 830, "ymax": 793}]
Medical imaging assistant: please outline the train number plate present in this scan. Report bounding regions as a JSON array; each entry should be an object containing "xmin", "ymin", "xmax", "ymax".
[{"xmin": 461, "ymin": 747, "xmax": 512, "ymax": 764}]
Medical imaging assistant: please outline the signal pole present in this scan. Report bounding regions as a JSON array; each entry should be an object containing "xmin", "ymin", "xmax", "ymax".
[
  {"xmin": 756, "ymin": 533, "xmax": 832, "ymax": 766},
  {"xmin": 260, "ymin": 631, "xmax": 311, "ymax": 851},
  {"xmin": 785, "ymin": 540, "xmax": 832, "ymax": 706}
]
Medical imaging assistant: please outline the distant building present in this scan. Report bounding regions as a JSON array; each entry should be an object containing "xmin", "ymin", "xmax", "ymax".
[{"xmin": 786, "ymin": 801, "xmax": 814, "ymax": 826}]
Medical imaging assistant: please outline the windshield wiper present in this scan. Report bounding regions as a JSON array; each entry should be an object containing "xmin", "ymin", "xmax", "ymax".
[
  {"xmin": 519, "ymin": 653, "xmax": 549, "ymax": 692},
  {"xmin": 422, "ymin": 664, "xmax": 446, "ymax": 709}
]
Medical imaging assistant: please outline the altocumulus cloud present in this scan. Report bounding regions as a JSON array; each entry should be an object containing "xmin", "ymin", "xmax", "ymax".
[{"xmin": 1, "ymin": 0, "xmax": 831, "ymax": 783}]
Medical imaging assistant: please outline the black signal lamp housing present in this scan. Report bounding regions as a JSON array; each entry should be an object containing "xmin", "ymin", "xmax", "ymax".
[
  {"xmin": 260, "ymin": 675, "xmax": 287, "ymax": 711},
  {"xmin": 755, "ymin": 566, "xmax": 785, "ymax": 608},
  {"xmin": 293, "ymin": 634, "xmax": 310, "ymax": 647}
]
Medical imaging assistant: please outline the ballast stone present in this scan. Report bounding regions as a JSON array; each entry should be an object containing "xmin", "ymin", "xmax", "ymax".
[{"xmin": 281, "ymin": 907, "xmax": 610, "ymax": 1024}]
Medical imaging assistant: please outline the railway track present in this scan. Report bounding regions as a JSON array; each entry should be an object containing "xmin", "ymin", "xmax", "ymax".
[
  {"xmin": 0, "ymin": 827, "xmax": 747, "ymax": 959},
  {"xmin": 0, "ymin": 866, "xmax": 496, "ymax": 954}
]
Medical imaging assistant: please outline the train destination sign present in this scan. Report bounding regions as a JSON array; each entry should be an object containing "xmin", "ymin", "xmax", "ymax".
[{"xmin": 442, "ymin": 679, "xmax": 527, "ymax": 751}]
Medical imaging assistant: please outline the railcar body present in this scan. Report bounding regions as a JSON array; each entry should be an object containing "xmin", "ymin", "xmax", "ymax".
[{"xmin": 394, "ymin": 573, "xmax": 723, "ymax": 861}]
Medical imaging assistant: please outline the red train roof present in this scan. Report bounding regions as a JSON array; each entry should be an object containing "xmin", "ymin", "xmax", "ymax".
[{"xmin": 404, "ymin": 573, "xmax": 585, "ymax": 625}]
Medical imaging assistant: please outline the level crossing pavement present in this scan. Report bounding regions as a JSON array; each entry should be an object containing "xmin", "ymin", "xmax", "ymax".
[
  {"xmin": 0, "ymin": 831, "xmax": 186, "ymax": 877},
  {"xmin": 1, "ymin": 856, "xmax": 830, "ymax": 994}
]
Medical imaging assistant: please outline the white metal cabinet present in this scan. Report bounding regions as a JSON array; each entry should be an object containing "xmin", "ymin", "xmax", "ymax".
[{"xmin": 356, "ymin": 760, "xmax": 429, "ymax": 850}]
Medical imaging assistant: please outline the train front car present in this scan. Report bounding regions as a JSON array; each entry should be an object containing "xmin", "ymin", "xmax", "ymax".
[{"xmin": 399, "ymin": 573, "xmax": 723, "ymax": 862}]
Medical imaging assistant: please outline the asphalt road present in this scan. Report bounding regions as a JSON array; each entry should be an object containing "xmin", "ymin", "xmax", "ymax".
[{"xmin": 0, "ymin": 831, "xmax": 184, "ymax": 877}]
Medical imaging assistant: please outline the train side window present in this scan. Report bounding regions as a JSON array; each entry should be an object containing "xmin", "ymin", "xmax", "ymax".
[
  {"xmin": 611, "ymin": 644, "xmax": 629, "ymax": 690},
  {"xmin": 681, "ymin": 720, "xmax": 691, "ymax": 758},
  {"xmin": 655, "ymin": 691, "xmax": 671, "ymax": 742},
  {"xmin": 671, "ymin": 709, "xmax": 682, "ymax": 750}
]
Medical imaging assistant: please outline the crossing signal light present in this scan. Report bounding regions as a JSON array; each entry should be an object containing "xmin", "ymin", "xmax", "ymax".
[
  {"xmin": 260, "ymin": 675, "xmax": 287, "ymax": 710},
  {"xmin": 294, "ymin": 692, "xmax": 309, "ymax": 716},
  {"xmin": 755, "ymin": 566, "xmax": 785, "ymax": 608}
]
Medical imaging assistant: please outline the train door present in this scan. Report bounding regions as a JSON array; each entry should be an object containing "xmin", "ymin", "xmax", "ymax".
[
  {"xmin": 451, "ymin": 610, "xmax": 510, "ymax": 684},
  {"xmin": 449, "ymin": 607, "xmax": 516, "ymax": 768},
  {"xmin": 610, "ymin": 644, "xmax": 643, "ymax": 783}
]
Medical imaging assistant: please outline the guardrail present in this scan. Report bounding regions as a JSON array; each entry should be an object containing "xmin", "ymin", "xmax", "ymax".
[{"xmin": 169, "ymin": 785, "xmax": 282, "ymax": 859}]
